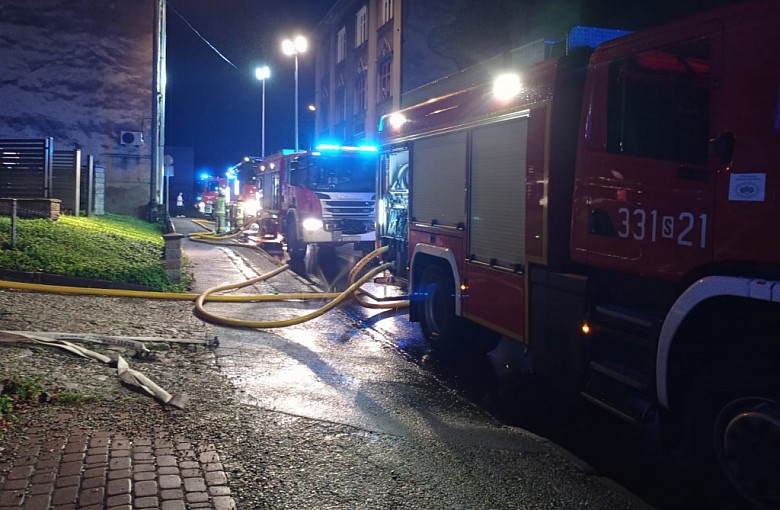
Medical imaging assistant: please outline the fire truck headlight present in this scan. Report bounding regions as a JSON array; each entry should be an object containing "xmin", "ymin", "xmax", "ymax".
[
  {"xmin": 302, "ymin": 218, "xmax": 324, "ymax": 232},
  {"xmin": 389, "ymin": 112, "xmax": 407, "ymax": 129},
  {"xmin": 243, "ymin": 199, "xmax": 259, "ymax": 218},
  {"xmin": 493, "ymin": 73, "xmax": 522, "ymax": 101}
]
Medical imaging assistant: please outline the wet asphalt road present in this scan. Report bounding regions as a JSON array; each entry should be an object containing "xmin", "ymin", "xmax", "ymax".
[
  {"xmin": 263, "ymin": 242, "xmax": 707, "ymax": 510},
  {"xmin": 177, "ymin": 218, "xmax": 704, "ymax": 508}
]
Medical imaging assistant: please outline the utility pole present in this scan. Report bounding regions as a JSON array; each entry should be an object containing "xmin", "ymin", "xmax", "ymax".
[{"xmin": 150, "ymin": 0, "xmax": 167, "ymax": 222}]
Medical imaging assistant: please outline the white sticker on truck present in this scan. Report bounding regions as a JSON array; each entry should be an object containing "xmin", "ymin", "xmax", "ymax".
[{"xmin": 728, "ymin": 173, "xmax": 766, "ymax": 202}]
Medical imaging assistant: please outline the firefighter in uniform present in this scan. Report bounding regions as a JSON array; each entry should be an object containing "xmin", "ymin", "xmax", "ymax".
[
  {"xmin": 235, "ymin": 195, "xmax": 245, "ymax": 228},
  {"xmin": 214, "ymin": 192, "xmax": 227, "ymax": 233}
]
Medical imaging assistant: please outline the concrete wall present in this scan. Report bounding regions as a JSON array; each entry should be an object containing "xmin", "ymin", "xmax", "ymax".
[{"xmin": 0, "ymin": 0, "xmax": 157, "ymax": 217}]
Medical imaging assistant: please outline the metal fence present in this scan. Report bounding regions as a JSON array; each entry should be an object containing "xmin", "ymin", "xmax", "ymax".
[
  {"xmin": 53, "ymin": 148, "xmax": 81, "ymax": 216},
  {"xmin": 0, "ymin": 138, "xmax": 54, "ymax": 198},
  {"xmin": 0, "ymin": 139, "xmax": 104, "ymax": 218}
]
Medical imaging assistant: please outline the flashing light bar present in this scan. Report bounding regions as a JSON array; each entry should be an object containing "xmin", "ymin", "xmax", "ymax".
[
  {"xmin": 567, "ymin": 26, "xmax": 632, "ymax": 51},
  {"xmin": 315, "ymin": 143, "xmax": 378, "ymax": 153}
]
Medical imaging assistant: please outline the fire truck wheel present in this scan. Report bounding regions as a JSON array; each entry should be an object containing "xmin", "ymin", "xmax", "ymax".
[
  {"xmin": 285, "ymin": 221, "xmax": 306, "ymax": 261},
  {"xmin": 418, "ymin": 264, "xmax": 460, "ymax": 349},
  {"xmin": 417, "ymin": 264, "xmax": 501, "ymax": 354},
  {"xmin": 682, "ymin": 365, "xmax": 780, "ymax": 510}
]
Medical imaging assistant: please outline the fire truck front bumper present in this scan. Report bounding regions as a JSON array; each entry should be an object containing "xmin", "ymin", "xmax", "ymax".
[
  {"xmin": 303, "ymin": 229, "xmax": 376, "ymax": 244},
  {"xmin": 300, "ymin": 217, "xmax": 376, "ymax": 244}
]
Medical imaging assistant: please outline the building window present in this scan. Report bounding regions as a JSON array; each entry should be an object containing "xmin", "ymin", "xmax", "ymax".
[
  {"xmin": 355, "ymin": 73, "xmax": 367, "ymax": 112},
  {"xmin": 379, "ymin": 37, "xmax": 392, "ymax": 58},
  {"xmin": 377, "ymin": 58, "xmax": 391, "ymax": 101},
  {"xmin": 337, "ymin": 27, "xmax": 346, "ymax": 63},
  {"xmin": 336, "ymin": 88, "xmax": 346, "ymax": 122},
  {"xmin": 381, "ymin": 0, "xmax": 393, "ymax": 26},
  {"xmin": 356, "ymin": 6, "xmax": 367, "ymax": 47}
]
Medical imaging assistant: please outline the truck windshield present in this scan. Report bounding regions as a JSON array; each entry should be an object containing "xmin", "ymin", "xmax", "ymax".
[{"xmin": 306, "ymin": 156, "xmax": 376, "ymax": 192}]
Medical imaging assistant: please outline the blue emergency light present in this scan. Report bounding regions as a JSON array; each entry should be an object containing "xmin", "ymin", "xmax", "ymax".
[
  {"xmin": 315, "ymin": 143, "xmax": 378, "ymax": 153},
  {"xmin": 567, "ymin": 26, "xmax": 632, "ymax": 52}
]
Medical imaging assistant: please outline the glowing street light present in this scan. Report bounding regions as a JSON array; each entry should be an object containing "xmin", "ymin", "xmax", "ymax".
[
  {"xmin": 255, "ymin": 65, "xmax": 271, "ymax": 157},
  {"xmin": 281, "ymin": 35, "xmax": 308, "ymax": 152}
]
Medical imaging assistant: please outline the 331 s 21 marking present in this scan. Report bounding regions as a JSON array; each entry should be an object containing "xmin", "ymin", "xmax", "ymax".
[{"xmin": 616, "ymin": 208, "xmax": 708, "ymax": 248}]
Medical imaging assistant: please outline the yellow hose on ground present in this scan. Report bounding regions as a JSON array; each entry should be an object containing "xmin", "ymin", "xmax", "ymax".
[
  {"xmin": 0, "ymin": 242, "xmax": 409, "ymax": 329},
  {"xmin": 194, "ymin": 262, "xmax": 394, "ymax": 328},
  {"xmin": 188, "ymin": 212, "xmax": 272, "ymax": 241},
  {"xmin": 347, "ymin": 245, "xmax": 409, "ymax": 310}
]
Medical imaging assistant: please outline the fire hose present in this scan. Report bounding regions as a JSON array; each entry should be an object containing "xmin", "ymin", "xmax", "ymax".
[{"xmin": 180, "ymin": 214, "xmax": 410, "ymax": 326}]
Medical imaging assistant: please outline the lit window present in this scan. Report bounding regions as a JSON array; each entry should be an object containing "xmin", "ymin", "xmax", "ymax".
[
  {"xmin": 337, "ymin": 27, "xmax": 346, "ymax": 63},
  {"xmin": 356, "ymin": 6, "xmax": 367, "ymax": 47},
  {"xmin": 381, "ymin": 0, "xmax": 393, "ymax": 26}
]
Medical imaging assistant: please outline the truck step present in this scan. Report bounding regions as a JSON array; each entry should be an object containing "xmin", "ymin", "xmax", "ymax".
[
  {"xmin": 581, "ymin": 360, "xmax": 654, "ymax": 422},
  {"xmin": 593, "ymin": 304, "xmax": 661, "ymax": 337},
  {"xmin": 590, "ymin": 359, "xmax": 647, "ymax": 390}
]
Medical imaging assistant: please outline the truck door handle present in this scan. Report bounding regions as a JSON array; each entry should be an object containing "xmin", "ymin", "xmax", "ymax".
[
  {"xmin": 677, "ymin": 166, "xmax": 709, "ymax": 181},
  {"xmin": 708, "ymin": 131, "xmax": 735, "ymax": 164},
  {"xmin": 589, "ymin": 209, "xmax": 616, "ymax": 236}
]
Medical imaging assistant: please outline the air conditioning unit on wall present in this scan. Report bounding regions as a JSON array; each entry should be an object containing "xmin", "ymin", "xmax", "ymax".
[{"xmin": 120, "ymin": 131, "xmax": 144, "ymax": 145}]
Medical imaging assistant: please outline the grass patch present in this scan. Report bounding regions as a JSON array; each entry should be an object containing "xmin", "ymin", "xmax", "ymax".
[
  {"xmin": 0, "ymin": 376, "xmax": 100, "ymax": 441},
  {"xmin": 0, "ymin": 213, "xmax": 188, "ymax": 291},
  {"xmin": 54, "ymin": 391, "xmax": 99, "ymax": 405},
  {"xmin": 0, "ymin": 376, "xmax": 42, "ymax": 441},
  {"xmin": 3, "ymin": 375, "xmax": 44, "ymax": 401}
]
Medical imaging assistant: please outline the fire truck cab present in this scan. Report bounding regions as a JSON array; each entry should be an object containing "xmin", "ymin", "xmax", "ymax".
[
  {"xmin": 255, "ymin": 145, "xmax": 378, "ymax": 259},
  {"xmin": 377, "ymin": 2, "xmax": 780, "ymax": 508},
  {"xmin": 198, "ymin": 176, "xmax": 228, "ymax": 215}
]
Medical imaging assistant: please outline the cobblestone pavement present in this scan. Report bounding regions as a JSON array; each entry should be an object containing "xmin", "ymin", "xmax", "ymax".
[
  {"xmin": 0, "ymin": 425, "xmax": 234, "ymax": 510},
  {"xmin": 0, "ymin": 312, "xmax": 240, "ymax": 510}
]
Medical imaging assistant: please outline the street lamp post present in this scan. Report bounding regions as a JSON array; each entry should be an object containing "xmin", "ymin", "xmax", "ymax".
[
  {"xmin": 307, "ymin": 104, "xmax": 316, "ymax": 151},
  {"xmin": 255, "ymin": 66, "xmax": 271, "ymax": 158},
  {"xmin": 281, "ymin": 35, "xmax": 307, "ymax": 152}
]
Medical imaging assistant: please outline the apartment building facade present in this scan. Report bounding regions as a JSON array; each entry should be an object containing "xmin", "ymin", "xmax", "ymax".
[{"xmin": 313, "ymin": 0, "xmax": 400, "ymax": 146}]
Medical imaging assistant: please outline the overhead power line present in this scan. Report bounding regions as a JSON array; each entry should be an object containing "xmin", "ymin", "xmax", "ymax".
[{"xmin": 167, "ymin": 1, "xmax": 239, "ymax": 69}]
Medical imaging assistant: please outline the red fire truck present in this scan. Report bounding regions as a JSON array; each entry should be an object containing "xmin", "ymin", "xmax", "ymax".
[
  {"xmin": 377, "ymin": 2, "xmax": 779, "ymax": 508},
  {"xmin": 256, "ymin": 145, "xmax": 377, "ymax": 259},
  {"xmin": 198, "ymin": 176, "xmax": 228, "ymax": 214}
]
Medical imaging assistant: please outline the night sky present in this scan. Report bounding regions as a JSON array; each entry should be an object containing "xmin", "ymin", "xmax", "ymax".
[{"xmin": 164, "ymin": 0, "xmax": 330, "ymax": 175}]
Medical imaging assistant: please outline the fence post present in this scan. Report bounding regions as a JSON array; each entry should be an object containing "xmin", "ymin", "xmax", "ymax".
[
  {"xmin": 11, "ymin": 199, "xmax": 17, "ymax": 249},
  {"xmin": 162, "ymin": 232, "xmax": 185, "ymax": 284}
]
